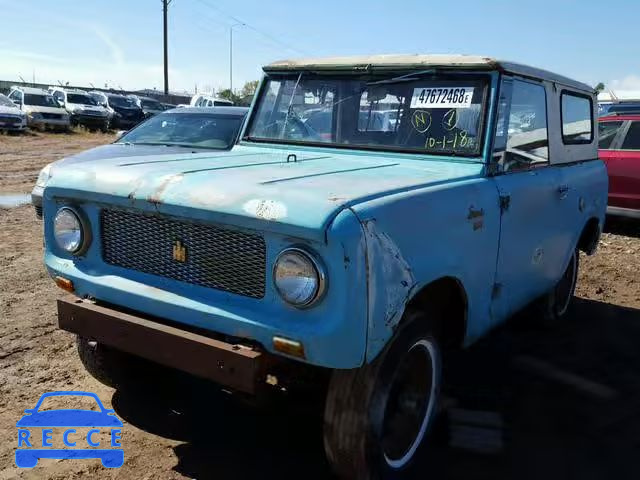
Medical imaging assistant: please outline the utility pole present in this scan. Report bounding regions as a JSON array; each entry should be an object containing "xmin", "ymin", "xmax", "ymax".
[
  {"xmin": 230, "ymin": 22, "xmax": 244, "ymax": 94},
  {"xmin": 162, "ymin": 0, "xmax": 172, "ymax": 95}
]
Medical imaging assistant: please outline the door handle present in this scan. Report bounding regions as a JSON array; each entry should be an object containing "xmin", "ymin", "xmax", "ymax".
[{"xmin": 558, "ymin": 184, "xmax": 569, "ymax": 199}]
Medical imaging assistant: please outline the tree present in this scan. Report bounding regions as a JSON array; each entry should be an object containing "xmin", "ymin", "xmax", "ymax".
[
  {"xmin": 218, "ymin": 89, "xmax": 242, "ymax": 104},
  {"xmin": 595, "ymin": 82, "xmax": 605, "ymax": 93},
  {"xmin": 240, "ymin": 80, "xmax": 259, "ymax": 98}
]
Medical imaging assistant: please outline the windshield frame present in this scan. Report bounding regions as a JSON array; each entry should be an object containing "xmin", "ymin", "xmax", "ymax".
[{"xmin": 242, "ymin": 71, "xmax": 491, "ymax": 159}]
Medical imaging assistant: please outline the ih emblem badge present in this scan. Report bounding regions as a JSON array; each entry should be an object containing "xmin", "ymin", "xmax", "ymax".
[{"xmin": 172, "ymin": 240, "xmax": 187, "ymax": 263}]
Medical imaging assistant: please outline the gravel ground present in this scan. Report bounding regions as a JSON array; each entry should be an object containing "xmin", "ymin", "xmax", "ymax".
[{"xmin": 0, "ymin": 132, "xmax": 639, "ymax": 479}]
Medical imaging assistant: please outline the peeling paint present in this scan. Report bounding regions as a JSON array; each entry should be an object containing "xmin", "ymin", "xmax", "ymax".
[
  {"xmin": 242, "ymin": 199, "xmax": 287, "ymax": 220},
  {"xmin": 362, "ymin": 220, "xmax": 414, "ymax": 328},
  {"xmin": 148, "ymin": 174, "xmax": 184, "ymax": 205}
]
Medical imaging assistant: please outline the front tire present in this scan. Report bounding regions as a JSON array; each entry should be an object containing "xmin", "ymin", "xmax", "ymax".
[{"xmin": 323, "ymin": 311, "xmax": 441, "ymax": 480}]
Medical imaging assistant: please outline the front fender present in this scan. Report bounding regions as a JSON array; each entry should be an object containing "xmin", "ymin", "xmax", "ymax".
[{"xmin": 351, "ymin": 178, "xmax": 501, "ymax": 362}]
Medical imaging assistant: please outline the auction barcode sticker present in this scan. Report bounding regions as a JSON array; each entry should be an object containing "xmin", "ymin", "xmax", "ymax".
[{"xmin": 410, "ymin": 87, "xmax": 475, "ymax": 109}]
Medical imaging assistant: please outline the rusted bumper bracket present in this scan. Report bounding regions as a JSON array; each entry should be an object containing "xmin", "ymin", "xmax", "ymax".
[{"xmin": 57, "ymin": 296, "xmax": 266, "ymax": 394}]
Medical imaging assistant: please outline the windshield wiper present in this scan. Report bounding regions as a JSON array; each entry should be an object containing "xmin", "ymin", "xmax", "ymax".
[{"xmin": 366, "ymin": 69, "xmax": 436, "ymax": 86}]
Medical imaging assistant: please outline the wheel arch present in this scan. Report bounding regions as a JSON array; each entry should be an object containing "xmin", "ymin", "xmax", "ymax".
[
  {"xmin": 577, "ymin": 216, "xmax": 601, "ymax": 255},
  {"xmin": 404, "ymin": 276, "xmax": 469, "ymax": 349}
]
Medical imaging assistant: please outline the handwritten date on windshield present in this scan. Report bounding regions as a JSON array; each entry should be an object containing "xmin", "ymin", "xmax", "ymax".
[{"xmin": 424, "ymin": 130, "xmax": 475, "ymax": 151}]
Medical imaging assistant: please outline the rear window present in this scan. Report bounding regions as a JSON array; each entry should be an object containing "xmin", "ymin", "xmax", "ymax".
[
  {"xmin": 621, "ymin": 121, "xmax": 640, "ymax": 150},
  {"xmin": 561, "ymin": 92, "xmax": 593, "ymax": 144},
  {"xmin": 598, "ymin": 121, "xmax": 624, "ymax": 149}
]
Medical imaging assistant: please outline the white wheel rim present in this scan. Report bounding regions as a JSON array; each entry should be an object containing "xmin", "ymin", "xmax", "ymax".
[{"xmin": 383, "ymin": 339, "xmax": 439, "ymax": 469}]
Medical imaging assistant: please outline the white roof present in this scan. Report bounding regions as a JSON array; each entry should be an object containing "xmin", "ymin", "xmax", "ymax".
[
  {"xmin": 265, "ymin": 54, "xmax": 593, "ymax": 92},
  {"xmin": 11, "ymin": 86, "xmax": 50, "ymax": 95}
]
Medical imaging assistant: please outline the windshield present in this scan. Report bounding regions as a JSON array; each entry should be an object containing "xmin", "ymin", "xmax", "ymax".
[
  {"xmin": 109, "ymin": 96, "xmax": 137, "ymax": 108},
  {"xmin": 141, "ymin": 99, "xmax": 162, "ymax": 109},
  {"xmin": 118, "ymin": 112, "xmax": 244, "ymax": 149},
  {"xmin": 67, "ymin": 93, "xmax": 97, "ymax": 105},
  {"xmin": 245, "ymin": 73, "xmax": 488, "ymax": 156},
  {"xmin": 24, "ymin": 94, "xmax": 58, "ymax": 108},
  {"xmin": 0, "ymin": 94, "xmax": 16, "ymax": 107}
]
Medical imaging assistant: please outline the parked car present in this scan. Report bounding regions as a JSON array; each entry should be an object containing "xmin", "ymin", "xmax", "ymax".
[
  {"xmin": 189, "ymin": 93, "xmax": 234, "ymax": 107},
  {"xmin": 42, "ymin": 55, "xmax": 606, "ymax": 479},
  {"xmin": 0, "ymin": 93, "xmax": 27, "ymax": 132},
  {"xmin": 598, "ymin": 112, "xmax": 640, "ymax": 218},
  {"xmin": 49, "ymin": 87, "xmax": 110, "ymax": 131},
  {"xmin": 7, "ymin": 86, "xmax": 69, "ymax": 131},
  {"xmin": 103, "ymin": 93, "xmax": 145, "ymax": 129},
  {"xmin": 128, "ymin": 95, "xmax": 165, "ymax": 118},
  {"xmin": 31, "ymin": 106, "xmax": 248, "ymax": 217}
]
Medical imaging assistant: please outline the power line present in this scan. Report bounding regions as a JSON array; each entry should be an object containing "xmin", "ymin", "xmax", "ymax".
[{"xmin": 192, "ymin": 0, "xmax": 310, "ymax": 56}]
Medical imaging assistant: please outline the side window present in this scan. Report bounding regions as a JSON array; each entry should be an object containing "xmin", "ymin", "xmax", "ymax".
[
  {"xmin": 494, "ymin": 79, "xmax": 548, "ymax": 172},
  {"xmin": 620, "ymin": 121, "xmax": 640, "ymax": 150},
  {"xmin": 561, "ymin": 92, "xmax": 593, "ymax": 144},
  {"xmin": 598, "ymin": 121, "xmax": 625, "ymax": 149}
]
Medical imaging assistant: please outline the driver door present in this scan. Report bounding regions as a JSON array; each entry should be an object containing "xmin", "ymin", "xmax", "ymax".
[{"xmin": 490, "ymin": 77, "xmax": 567, "ymax": 322}]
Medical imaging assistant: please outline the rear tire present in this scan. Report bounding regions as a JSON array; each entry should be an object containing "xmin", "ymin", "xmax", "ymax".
[
  {"xmin": 323, "ymin": 310, "xmax": 442, "ymax": 480},
  {"xmin": 540, "ymin": 249, "xmax": 579, "ymax": 321}
]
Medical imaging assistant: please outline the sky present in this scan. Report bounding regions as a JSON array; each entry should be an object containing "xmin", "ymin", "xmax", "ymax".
[{"xmin": 1, "ymin": 0, "xmax": 639, "ymax": 95}]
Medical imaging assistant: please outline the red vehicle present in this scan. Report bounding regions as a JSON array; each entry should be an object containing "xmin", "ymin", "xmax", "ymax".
[{"xmin": 598, "ymin": 113, "xmax": 640, "ymax": 218}]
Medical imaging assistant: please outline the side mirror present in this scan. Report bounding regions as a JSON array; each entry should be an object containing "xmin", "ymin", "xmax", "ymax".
[
  {"xmin": 57, "ymin": 100, "xmax": 65, "ymax": 107},
  {"xmin": 12, "ymin": 99, "xmax": 20, "ymax": 106},
  {"xmin": 115, "ymin": 130, "xmax": 128, "ymax": 140}
]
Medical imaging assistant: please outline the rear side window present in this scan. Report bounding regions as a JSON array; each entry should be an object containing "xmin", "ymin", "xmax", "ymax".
[
  {"xmin": 621, "ymin": 121, "xmax": 640, "ymax": 150},
  {"xmin": 561, "ymin": 92, "xmax": 593, "ymax": 144},
  {"xmin": 598, "ymin": 121, "xmax": 624, "ymax": 149}
]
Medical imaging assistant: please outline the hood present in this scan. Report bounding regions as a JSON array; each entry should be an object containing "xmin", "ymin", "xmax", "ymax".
[
  {"xmin": 112, "ymin": 105, "xmax": 143, "ymax": 115},
  {"xmin": 54, "ymin": 143, "xmax": 222, "ymax": 166},
  {"xmin": 47, "ymin": 144, "xmax": 484, "ymax": 240},
  {"xmin": 24, "ymin": 105, "xmax": 67, "ymax": 115},
  {"xmin": 68, "ymin": 102, "xmax": 109, "ymax": 114},
  {"xmin": 0, "ymin": 105, "xmax": 24, "ymax": 115}
]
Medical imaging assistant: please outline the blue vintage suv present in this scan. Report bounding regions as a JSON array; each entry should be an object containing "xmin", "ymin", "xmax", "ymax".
[{"xmin": 44, "ymin": 55, "xmax": 607, "ymax": 479}]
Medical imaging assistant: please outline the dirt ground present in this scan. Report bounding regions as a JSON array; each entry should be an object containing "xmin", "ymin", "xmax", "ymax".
[
  {"xmin": 1, "ymin": 132, "xmax": 639, "ymax": 479},
  {"xmin": 0, "ymin": 130, "xmax": 114, "ymax": 195}
]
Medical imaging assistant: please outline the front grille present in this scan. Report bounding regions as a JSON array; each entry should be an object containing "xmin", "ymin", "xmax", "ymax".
[
  {"xmin": 101, "ymin": 209, "xmax": 266, "ymax": 298},
  {"xmin": 41, "ymin": 113, "xmax": 61, "ymax": 120},
  {"xmin": 84, "ymin": 110, "xmax": 102, "ymax": 116},
  {"xmin": 0, "ymin": 115, "xmax": 20, "ymax": 124}
]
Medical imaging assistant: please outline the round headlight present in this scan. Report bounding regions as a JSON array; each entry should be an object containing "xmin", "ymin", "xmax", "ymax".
[
  {"xmin": 274, "ymin": 248, "xmax": 326, "ymax": 307},
  {"xmin": 54, "ymin": 208, "xmax": 84, "ymax": 253}
]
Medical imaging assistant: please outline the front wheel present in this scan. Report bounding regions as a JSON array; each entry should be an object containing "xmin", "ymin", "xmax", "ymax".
[{"xmin": 323, "ymin": 312, "xmax": 441, "ymax": 480}]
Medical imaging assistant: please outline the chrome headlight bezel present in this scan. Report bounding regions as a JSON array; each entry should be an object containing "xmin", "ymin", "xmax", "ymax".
[
  {"xmin": 273, "ymin": 247, "xmax": 327, "ymax": 308},
  {"xmin": 53, "ymin": 206, "xmax": 91, "ymax": 255}
]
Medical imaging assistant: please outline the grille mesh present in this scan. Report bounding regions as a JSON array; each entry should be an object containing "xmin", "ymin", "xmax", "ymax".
[{"xmin": 101, "ymin": 209, "xmax": 266, "ymax": 298}]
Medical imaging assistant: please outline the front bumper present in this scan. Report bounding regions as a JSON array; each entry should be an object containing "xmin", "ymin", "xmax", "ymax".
[
  {"xmin": 0, "ymin": 118, "xmax": 26, "ymax": 130},
  {"xmin": 58, "ymin": 296, "xmax": 269, "ymax": 394},
  {"xmin": 111, "ymin": 117, "xmax": 142, "ymax": 128},
  {"xmin": 71, "ymin": 114, "xmax": 109, "ymax": 127},
  {"xmin": 28, "ymin": 118, "xmax": 70, "ymax": 128}
]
